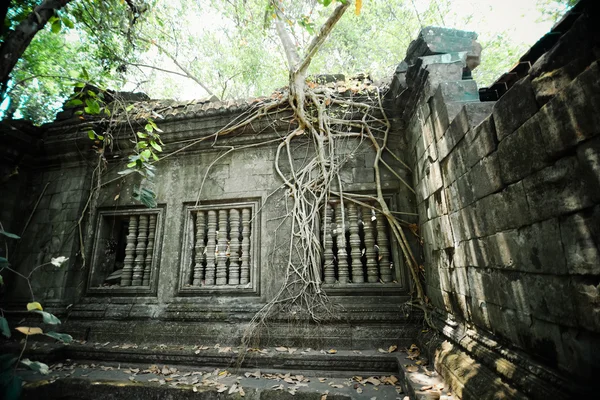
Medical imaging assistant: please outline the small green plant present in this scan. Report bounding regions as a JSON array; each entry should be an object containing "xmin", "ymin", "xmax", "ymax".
[{"xmin": 0, "ymin": 228, "xmax": 73, "ymax": 400}]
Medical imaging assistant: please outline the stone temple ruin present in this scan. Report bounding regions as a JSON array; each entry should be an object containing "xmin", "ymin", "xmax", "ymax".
[{"xmin": 0, "ymin": 0, "xmax": 598, "ymax": 398}]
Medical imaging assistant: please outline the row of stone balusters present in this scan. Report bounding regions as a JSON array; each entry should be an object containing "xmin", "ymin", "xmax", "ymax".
[
  {"xmin": 192, "ymin": 208, "xmax": 251, "ymax": 286},
  {"xmin": 121, "ymin": 214, "xmax": 157, "ymax": 286},
  {"xmin": 322, "ymin": 202, "xmax": 392, "ymax": 283}
]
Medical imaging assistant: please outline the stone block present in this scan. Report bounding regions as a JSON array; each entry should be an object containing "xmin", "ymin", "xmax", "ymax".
[
  {"xmin": 453, "ymin": 237, "xmax": 489, "ymax": 268},
  {"xmin": 468, "ymin": 153, "xmax": 504, "ymax": 201},
  {"xmin": 439, "ymin": 80, "xmax": 480, "ymax": 102},
  {"xmin": 531, "ymin": 56, "xmax": 592, "ymax": 106},
  {"xmin": 467, "ymin": 267, "xmax": 530, "ymax": 313},
  {"xmin": 429, "ymin": 214, "xmax": 454, "ymax": 250},
  {"xmin": 351, "ymin": 167, "xmax": 374, "ymax": 183},
  {"xmin": 449, "ymin": 172, "xmax": 474, "ymax": 210},
  {"xmin": 462, "ymin": 115, "xmax": 498, "ymax": 168},
  {"xmin": 449, "ymin": 205, "xmax": 479, "ymax": 243},
  {"xmin": 469, "ymin": 295, "xmax": 492, "ymax": 330},
  {"xmin": 485, "ymin": 218, "xmax": 567, "ymax": 274},
  {"xmin": 425, "ymin": 63, "xmax": 465, "ymax": 91},
  {"xmin": 425, "ymin": 189, "xmax": 449, "ymax": 220},
  {"xmin": 524, "ymin": 274, "xmax": 576, "ymax": 326},
  {"xmin": 529, "ymin": 14, "xmax": 598, "ymax": 80},
  {"xmin": 474, "ymin": 181, "xmax": 532, "ymax": 236},
  {"xmin": 429, "ymin": 86, "xmax": 450, "ymax": 140},
  {"xmin": 571, "ymin": 277, "xmax": 600, "ymax": 333},
  {"xmin": 497, "ymin": 114, "xmax": 550, "ymax": 184},
  {"xmin": 440, "ymin": 143, "xmax": 468, "ymax": 185},
  {"xmin": 450, "ymin": 266, "xmax": 469, "ymax": 296},
  {"xmin": 423, "ymin": 160, "xmax": 443, "ymax": 199},
  {"xmin": 406, "ymin": 26, "xmax": 481, "ymax": 67},
  {"xmin": 493, "ymin": 77, "xmax": 539, "ymax": 141},
  {"xmin": 437, "ymin": 102, "xmax": 492, "ymax": 161},
  {"xmin": 577, "ymin": 135, "xmax": 600, "ymax": 201},
  {"xmin": 559, "ymin": 206, "xmax": 600, "ymax": 275},
  {"xmin": 523, "ymin": 156, "xmax": 596, "ymax": 222},
  {"xmin": 538, "ymin": 61, "xmax": 600, "ymax": 157},
  {"xmin": 560, "ymin": 327, "xmax": 600, "ymax": 380}
]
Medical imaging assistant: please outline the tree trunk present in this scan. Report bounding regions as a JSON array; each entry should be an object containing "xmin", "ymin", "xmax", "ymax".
[{"xmin": 0, "ymin": 0, "xmax": 72, "ymax": 94}]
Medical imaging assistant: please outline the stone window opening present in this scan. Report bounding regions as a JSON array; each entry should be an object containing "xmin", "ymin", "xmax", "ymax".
[
  {"xmin": 180, "ymin": 200, "xmax": 259, "ymax": 294},
  {"xmin": 321, "ymin": 199, "xmax": 400, "ymax": 285},
  {"xmin": 88, "ymin": 208, "xmax": 162, "ymax": 293}
]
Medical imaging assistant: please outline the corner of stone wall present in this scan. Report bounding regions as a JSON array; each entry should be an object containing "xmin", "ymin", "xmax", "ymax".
[{"xmin": 394, "ymin": 4, "xmax": 600, "ymax": 397}]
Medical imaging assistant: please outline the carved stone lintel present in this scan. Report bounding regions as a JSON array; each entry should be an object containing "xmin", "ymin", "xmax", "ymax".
[
  {"xmin": 121, "ymin": 216, "xmax": 138, "ymax": 286},
  {"xmin": 363, "ymin": 206, "xmax": 378, "ymax": 283},
  {"xmin": 205, "ymin": 210, "xmax": 217, "ymax": 286},
  {"xmin": 335, "ymin": 202, "xmax": 349, "ymax": 283},
  {"xmin": 376, "ymin": 211, "xmax": 392, "ymax": 283},
  {"xmin": 193, "ymin": 210, "xmax": 206, "ymax": 286},
  {"xmin": 143, "ymin": 214, "xmax": 156, "ymax": 286},
  {"xmin": 240, "ymin": 208, "xmax": 251, "ymax": 285},
  {"xmin": 216, "ymin": 209, "xmax": 228, "ymax": 285},
  {"xmin": 323, "ymin": 203, "xmax": 335, "ymax": 284},
  {"xmin": 228, "ymin": 209, "xmax": 241, "ymax": 285},
  {"xmin": 348, "ymin": 204, "xmax": 364, "ymax": 283}
]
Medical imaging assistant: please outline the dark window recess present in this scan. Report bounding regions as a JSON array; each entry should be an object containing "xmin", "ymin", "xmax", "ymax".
[
  {"xmin": 91, "ymin": 213, "xmax": 158, "ymax": 288},
  {"xmin": 321, "ymin": 200, "xmax": 397, "ymax": 284}
]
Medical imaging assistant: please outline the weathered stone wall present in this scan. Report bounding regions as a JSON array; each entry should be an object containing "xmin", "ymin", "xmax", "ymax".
[
  {"xmin": 393, "ymin": 3, "xmax": 598, "ymax": 398},
  {"xmin": 1, "ymin": 99, "xmax": 419, "ymax": 349}
]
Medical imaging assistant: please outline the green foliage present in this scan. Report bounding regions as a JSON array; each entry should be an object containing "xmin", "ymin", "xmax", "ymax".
[
  {"xmin": 31, "ymin": 310, "xmax": 61, "ymax": 325},
  {"xmin": 20, "ymin": 359, "xmax": 49, "ymax": 375},
  {"xmin": 0, "ymin": 317, "xmax": 10, "ymax": 338},
  {"xmin": 45, "ymin": 331, "xmax": 73, "ymax": 343},
  {"xmin": 0, "ymin": 231, "xmax": 19, "ymax": 239}
]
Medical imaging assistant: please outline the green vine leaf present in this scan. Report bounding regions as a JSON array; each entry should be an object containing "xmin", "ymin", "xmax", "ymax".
[
  {"xmin": 20, "ymin": 359, "xmax": 50, "ymax": 375},
  {"xmin": 45, "ymin": 331, "xmax": 73, "ymax": 343},
  {"xmin": 0, "ymin": 317, "xmax": 10, "ymax": 338},
  {"xmin": 31, "ymin": 310, "xmax": 61, "ymax": 325},
  {"xmin": 0, "ymin": 231, "xmax": 20, "ymax": 239}
]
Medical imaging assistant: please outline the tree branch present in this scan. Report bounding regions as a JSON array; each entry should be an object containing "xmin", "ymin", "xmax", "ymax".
[
  {"xmin": 0, "ymin": 0, "xmax": 72, "ymax": 94},
  {"xmin": 271, "ymin": 1, "xmax": 300, "ymax": 70},
  {"xmin": 135, "ymin": 35, "xmax": 216, "ymax": 97},
  {"xmin": 295, "ymin": 0, "xmax": 350, "ymax": 76}
]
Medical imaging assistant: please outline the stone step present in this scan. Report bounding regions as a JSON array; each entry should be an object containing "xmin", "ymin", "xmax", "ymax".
[{"xmin": 16, "ymin": 344, "xmax": 417, "ymax": 399}]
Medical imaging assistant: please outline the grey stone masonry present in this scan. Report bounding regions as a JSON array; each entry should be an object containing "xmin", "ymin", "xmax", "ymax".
[{"xmin": 395, "ymin": 5, "xmax": 600, "ymax": 398}]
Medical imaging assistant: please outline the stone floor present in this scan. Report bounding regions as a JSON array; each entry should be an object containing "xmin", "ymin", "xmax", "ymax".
[{"xmin": 11, "ymin": 342, "xmax": 453, "ymax": 400}]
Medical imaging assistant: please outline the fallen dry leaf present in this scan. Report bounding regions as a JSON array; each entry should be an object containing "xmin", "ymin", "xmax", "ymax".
[
  {"xmin": 388, "ymin": 345, "xmax": 398, "ymax": 353},
  {"xmin": 365, "ymin": 377, "xmax": 381, "ymax": 386},
  {"xmin": 405, "ymin": 365, "xmax": 419, "ymax": 373},
  {"xmin": 275, "ymin": 346, "xmax": 288, "ymax": 352},
  {"xmin": 228, "ymin": 384, "xmax": 238, "ymax": 394},
  {"xmin": 319, "ymin": 378, "xmax": 327, "ymax": 382},
  {"xmin": 326, "ymin": 349, "xmax": 337, "ymax": 354}
]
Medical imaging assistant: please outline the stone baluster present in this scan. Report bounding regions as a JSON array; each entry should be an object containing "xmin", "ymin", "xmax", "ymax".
[
  {"xmin": 132, "ymin": 215, "xmax": 148, "ymax": 286},
  {"xmin": 228, "ymin": 209, "xmax": 241, "ymax": 285},
  {"xmin": 120, "ymin": 215, "xmax": 138, "ymax": 286},
  {"xmin": 193, "ymin": 210, "xmax": 206, "ymax": 286},
  {"xmin": 240, "ymin": 208, "xmax": 251, "ymax": 285},
  {"xmin": 376, "ymin": 211, "xmax": 392, "ymax": 283},
  {"xmin": 348, "ymin": 204, "xmax": 364, "ymax": 283},
  {"xmin": 335, "ymin": 202, "xmax": 349, "ymax": 283},
  {"xmin": 205, "ymin": 210, "xmax": 217, "ymax": 285},
  {"xmin": 363, "ymin": 206, "xmax": 379, "ymax": 283},
  {"xmin": 143, "ymin": 214, "xmax": 156, "ymax": 286},
  {"xmin": 322, "ymin": 203, "xmax": 335, "ymax": 284},
  {"xmin": 216, "ymin": 209, "xmax": 228, "ymax": 285}
]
